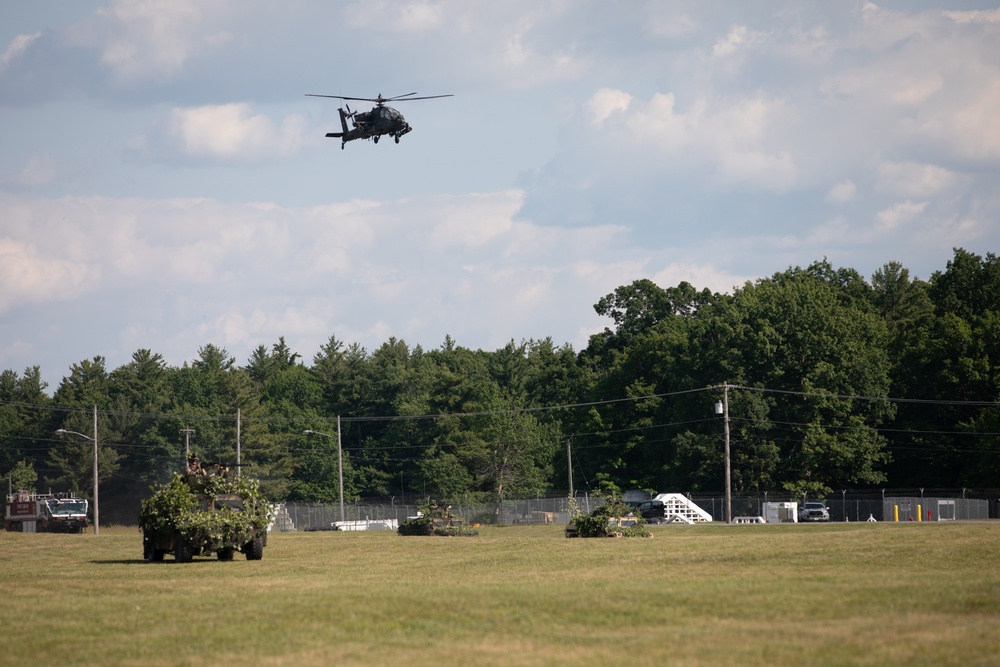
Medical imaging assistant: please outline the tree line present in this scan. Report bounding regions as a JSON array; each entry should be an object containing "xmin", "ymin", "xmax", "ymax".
[{"xmin": 2, "ymin": 248, "xmax": 999, "ymax": 507}]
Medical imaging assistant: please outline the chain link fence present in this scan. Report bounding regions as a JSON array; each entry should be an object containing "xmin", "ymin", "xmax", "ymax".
[
  {"xmin": 277, "ymin": 495, "xmax": 609, "ymax": 532},
  {"xmin": 689, "ymin": 491, "xmax": 997, "ymax": 522},
  {"xmin": 274, "ymin": 490, "xmax": 997, "ymax": 531}
]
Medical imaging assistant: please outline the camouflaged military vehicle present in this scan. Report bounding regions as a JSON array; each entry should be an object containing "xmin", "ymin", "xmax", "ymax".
[{"xmin": 139, "ymin": 461, "xmax": 272, "ymax": 562}]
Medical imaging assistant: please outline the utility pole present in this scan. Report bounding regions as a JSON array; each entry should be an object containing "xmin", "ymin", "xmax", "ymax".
[
  {"xmin": 715, "ymin": 384, "xmax": 732, "ymax": 524},
  {"xmin": 93, "ymin": 405, "xmax": 100, "ymax": 536},
  {"xmin": 566, "ymin": 438, "xmax": 574, "ymax": 499},
  {"xmin": 723, "ymin": 384, "xmax": 731, "ymax": 524},
  {"xmin": 236, "ymin": 408, "xmax": 241, "ymax": 478},
  {"xmin": 337, "ymin": 416, "xmax": 345, "ymax": 523},
  {"xmin": 303, "ymin": 422, "xmax": 346, "ymax": 523},
  {"xmin": 180, "ymin": 428, "xmax": 195, "ymax": 460}
]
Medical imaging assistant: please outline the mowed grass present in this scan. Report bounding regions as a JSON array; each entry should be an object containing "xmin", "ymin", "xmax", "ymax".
[{"xmin": 2, "ymin": 522, "xmax": 999, "ymax": 667}]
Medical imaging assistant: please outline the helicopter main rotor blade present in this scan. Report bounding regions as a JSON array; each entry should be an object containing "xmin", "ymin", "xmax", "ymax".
[
  {"xmin": 306, "ymin": 93, "xmax": 454, "ymax": 102},
  {"xmin": 305, "ymin": 94, "xmax": 382, "ymax": 102},
  {"xmin": 386, "ymin": 94, "xmax": 454, "ymax": 101}
]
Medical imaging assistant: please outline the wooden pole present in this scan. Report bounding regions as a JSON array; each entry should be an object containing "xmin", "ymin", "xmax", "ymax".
[{"xmin": 93, "ymin": 405, "xmax": 99, "ymax": 535}]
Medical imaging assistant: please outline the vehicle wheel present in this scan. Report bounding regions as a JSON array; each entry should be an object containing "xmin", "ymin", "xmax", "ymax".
[
  {"xmin": 217, "ymin": 548, "xmax": 234, "ymax": 561},
  {"xmin": 145, "ymin": 539, "xmax": 166, "ymax": 562},
  {"xmin": 175, "ymin": 534, "xmax": 194, "ymax": 563},
  {"xmin": 244, "ymin": 535, "xmax": 264, "ymax": 561}
]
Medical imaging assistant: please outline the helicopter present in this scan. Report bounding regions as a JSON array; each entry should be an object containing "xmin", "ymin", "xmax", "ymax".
[{"xmin": 305, "ymin": 92, "xmax": 453, "ymax": 149}]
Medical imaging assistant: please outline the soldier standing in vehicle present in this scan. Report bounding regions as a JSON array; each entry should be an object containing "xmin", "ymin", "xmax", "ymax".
[{"xmin": 186, "ymin": 454, "xmax": 204, "ymax": 476}]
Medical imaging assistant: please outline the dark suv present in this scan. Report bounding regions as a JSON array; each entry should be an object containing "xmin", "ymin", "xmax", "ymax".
[{"xmin": 636, "ymin": 500, "xmax": 666, "ymax": 524}]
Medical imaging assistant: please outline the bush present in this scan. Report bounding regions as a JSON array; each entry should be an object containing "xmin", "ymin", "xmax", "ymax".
[
  {"xmin": 397, "ymin": 515, "xmax": 433, "ymax": 536},
  {"xmin": 570, "ymin": 494, "xmax": 651, "ymax": 538}
]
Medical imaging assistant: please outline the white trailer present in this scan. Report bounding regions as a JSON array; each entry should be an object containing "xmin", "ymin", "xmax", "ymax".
[{"xmin": 763, "ymin": 502, "xmax": 798, "ymax": 523}]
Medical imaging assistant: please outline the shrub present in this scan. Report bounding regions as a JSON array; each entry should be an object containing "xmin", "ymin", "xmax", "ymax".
[{"xmin": 570, "ymin": 494, "xmax": 651, "ymax": 538}]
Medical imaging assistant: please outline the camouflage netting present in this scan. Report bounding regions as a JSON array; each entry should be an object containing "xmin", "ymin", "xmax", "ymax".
[
  {"xmin": 398, "ymin": 500, "xmax": 478, "ymax": 537},
  {"xmin": 139, "ymin": 472, "xmax": 273, "ymax": 555}
]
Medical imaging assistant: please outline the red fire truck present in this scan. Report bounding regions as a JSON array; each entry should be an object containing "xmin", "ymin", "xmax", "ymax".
[{"xmin": 4, "ymin": 491, "xmax": 90, "ymax": 533}]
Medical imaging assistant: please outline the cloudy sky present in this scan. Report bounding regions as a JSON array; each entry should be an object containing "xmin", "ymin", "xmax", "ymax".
[{"xmin": 2, "ymin": 1, "xmax": 999, "ymax": 392}]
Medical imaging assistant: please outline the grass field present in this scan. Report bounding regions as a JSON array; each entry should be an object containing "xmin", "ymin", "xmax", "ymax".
[{"xmin": 2, "ymin": 521, "xmax": 998, "ymax": 667}]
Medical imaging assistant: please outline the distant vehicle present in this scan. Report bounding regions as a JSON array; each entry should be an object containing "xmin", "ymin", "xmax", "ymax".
[
  {"xmin": 799, "ymin": 501, "xmax": 830, "ymax": 522},
  {"xmin": 4, "ymin": 491, "xmax": 89, "ymax": 533},
  {"xmin": 636, "ymin": 500, "xmax": 667, "ymax": 524},
  {"xmin": 304, "ymin": 92, "xmax": 453, "ymax": 149}
]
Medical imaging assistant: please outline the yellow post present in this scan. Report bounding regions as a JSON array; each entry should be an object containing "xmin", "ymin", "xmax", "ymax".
[
  {"xmin": 917, "ymin": 504, "xmax": 922, "ymax": 522},
  {"xmin": 893, "ymin": 505, "xmax": 899, "ymax": 522}
]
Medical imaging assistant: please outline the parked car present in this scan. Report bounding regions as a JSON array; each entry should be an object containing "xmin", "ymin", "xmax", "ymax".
[
  {"xmin": 798, "ymin": 501, "xmax": 830, "ymax": 522},
  {"xmin": 636, "ymin": 500, "xmax": 667, "ymax": 524}
]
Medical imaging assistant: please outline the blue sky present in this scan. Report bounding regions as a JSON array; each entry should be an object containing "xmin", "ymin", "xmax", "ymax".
[{"xmin": 2, "ymin": 1, "xmax": 999, "ymax": 392}]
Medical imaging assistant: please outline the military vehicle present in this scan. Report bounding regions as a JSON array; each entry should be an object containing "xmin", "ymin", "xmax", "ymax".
[{"xmin": 139, "ymin": 462, "xmax": 272, "ymax": 562}]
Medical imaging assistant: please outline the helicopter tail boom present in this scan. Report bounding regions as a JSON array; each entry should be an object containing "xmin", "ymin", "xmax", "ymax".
[{"xmin": 324, "ymin": 107, "xmax": 351, "ymax": 139}]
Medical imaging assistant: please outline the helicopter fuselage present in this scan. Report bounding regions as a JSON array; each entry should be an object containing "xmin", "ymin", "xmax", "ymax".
[{"xmin": 326, "ymin": 105, "xmax": 411, "ymax": 148}]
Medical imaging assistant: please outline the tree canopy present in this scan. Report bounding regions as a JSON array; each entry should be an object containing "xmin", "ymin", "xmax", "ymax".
[{"xmin": 2, "ymin": 249, "xmax": 998, "ymax": 506}]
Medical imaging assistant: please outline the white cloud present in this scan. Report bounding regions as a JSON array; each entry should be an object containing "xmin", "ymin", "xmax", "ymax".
[
  {"xmin": 715, "ymin": 150, "xmax": 797, "ymax": 193},
  {"xmin": 876, "ymin": 200, "xmax": 927, "ymax": 230},
  {"xmin": 876, "ymin": 162, "xmax": 960, "ymax": 198},
  {"xmin": 647, "ymin": 11, "xmax": 698, "ymax": 39},
  {"xmin": 943, "ymin": 9, "xmax": 1000, "ymax": 24},
  {"xmin": 0, "ymin": 33, "xmax": 41, "ymax": 71},
  {"xmin": 3, "ymin": 155, "xmax": 57, "ymax": 188},
  {"xmin": 0, "ymin": 188, "xmax": 771, "ymax": 382},
  {"xmin": 345, "ymin": 0, "xmax": 445, "ymax": 33},
  {"xmin": 826, "ymin": 180, "xmax": 856, "ymax": 204},
  {"xmin": 0, "ymin": 238, "xmax": 93, "ymax": 312},
  {"xmin": 712, "ymin": 25, "xmax": 760, "ymax": 59},
  {"xmin": 95, "ymin": 0, "xmax": 234, "ymax": 81},
  {"xmin": 612, "ymin": 91, "xmax": 797, "ymax": 192},
  {"xmin": 501, "ymin": 21, "xmax": 587, "ymax": 88},
  {"xmin": 168, "ymin": 104, "xmax": 306, "ymax": 160},
  {"xmin": 587, "ymin": 88, "xmax": 633, "ymax": 124},
  {"xmin": 915, "ymin": 78, "xmax": 1000, "ymax": 162}
]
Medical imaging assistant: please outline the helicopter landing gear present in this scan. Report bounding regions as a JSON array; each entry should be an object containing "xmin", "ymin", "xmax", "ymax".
[
  {"xmin": 341, "ymin": 141, "xmax": 345, "ymax": 150},
  {"xmin": 373, "ymin": 136, "xmax": 379, "ymax": 144},
  {"xmin": 394, "ymin": 135, "xmax": 400, "ymax": 144}
]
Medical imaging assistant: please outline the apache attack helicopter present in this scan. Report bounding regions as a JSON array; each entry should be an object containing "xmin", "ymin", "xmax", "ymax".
[{"xmin": 305, "ymin": 92, "xmax": 453, "ymax": 149}]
